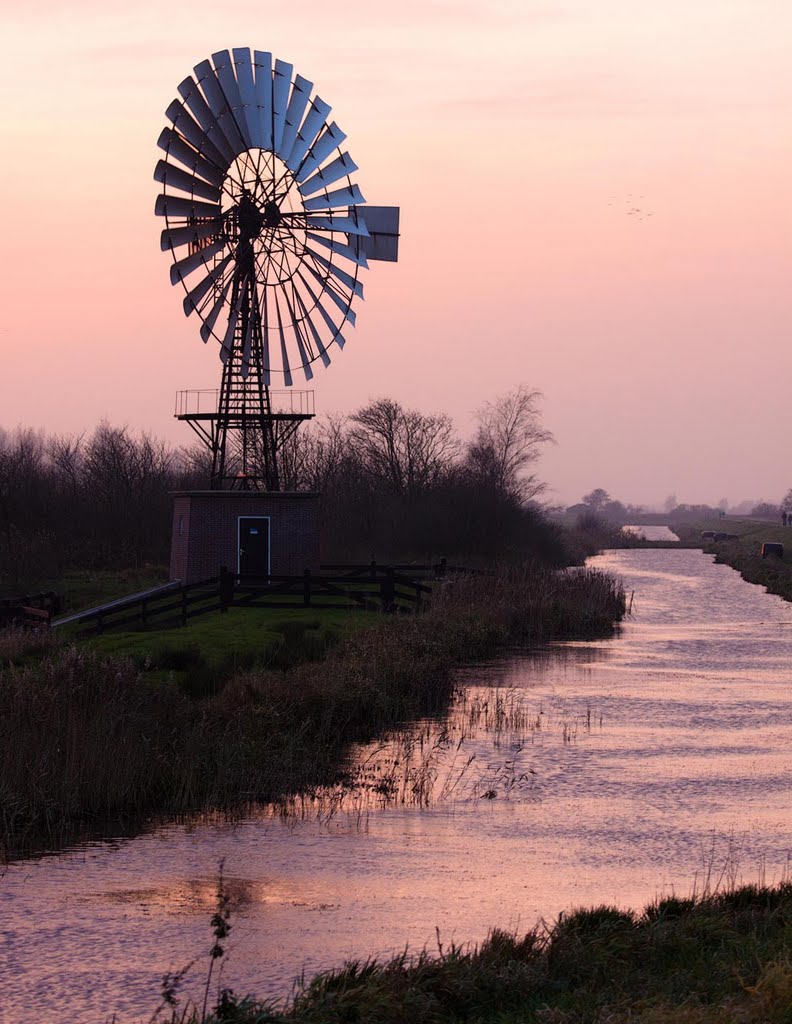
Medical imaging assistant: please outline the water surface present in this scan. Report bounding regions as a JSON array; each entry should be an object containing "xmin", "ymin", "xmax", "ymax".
[{"xmin": 3, "ymin": 549, "xmax": 792, "ymax": 1023}]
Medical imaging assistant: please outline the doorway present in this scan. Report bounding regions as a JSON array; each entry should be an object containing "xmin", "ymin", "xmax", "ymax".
[{"xmin": 238, "ymin": 517, "xmax": 270, "ymax": 577}]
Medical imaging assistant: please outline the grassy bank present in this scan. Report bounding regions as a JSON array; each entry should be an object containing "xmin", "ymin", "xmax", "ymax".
[
  {"xmin": 86, "ymin": 608, "xmax": 372, "ymax": 696},
  {"xmin": 674, "ymin": 519, "xmax": 792, "ymax": 601},
  {"xmin": 1, "ymin": 565, "xmax": 169, "ymax": 612},
  {"xmin": 167, "ymin": 881, "xmax": 792, "ymax": 1023},
  {"xmin": 0, "ymin": 566, "xmax": 624, "ymax": 859}
]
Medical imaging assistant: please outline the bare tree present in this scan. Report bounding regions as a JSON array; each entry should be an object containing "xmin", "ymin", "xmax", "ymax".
[
  {"xmin": 47, "ymin": 433, "xmax": 85, "ymax": 498},
  {"xmin": 468, "ymin": 385, "xmax": 553, "ymax": 502},
  {"xmin": 273, "ymin": 414, "xmax": 349, "ymax": 492},
  {"xmin": 349, "ymin": 399, "xmax": 459, "ymax": 497}
]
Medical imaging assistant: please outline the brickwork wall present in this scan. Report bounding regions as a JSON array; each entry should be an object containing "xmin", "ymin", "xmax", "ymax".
[{"xmin": 169, "ymin": 492, "xmax": 321, "ymax": 583}]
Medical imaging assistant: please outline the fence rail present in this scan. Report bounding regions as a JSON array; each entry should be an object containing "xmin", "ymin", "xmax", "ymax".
[
  {"xmin": 50, "ymin": 564, "xmax": 448, "ymax": 636},
  {"xmin": 0, "ymin": 591, "xmax": 61, "ymax": 630}
]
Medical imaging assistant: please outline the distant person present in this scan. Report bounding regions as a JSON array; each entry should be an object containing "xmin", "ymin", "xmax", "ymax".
[{"xmin": 784, "ymin": 511, "xmax": 788, "ymax": 527}]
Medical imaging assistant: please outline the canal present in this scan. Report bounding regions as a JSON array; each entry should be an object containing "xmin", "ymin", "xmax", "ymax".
[{"xmin": 3, "ymin": 548, "xmax": 792, "ymax": 1022}]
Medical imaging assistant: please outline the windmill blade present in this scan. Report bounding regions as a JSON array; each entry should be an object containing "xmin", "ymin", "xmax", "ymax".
[
  {"xmin": 305, "ymin": 214, "xmax": 369, "ymax": 237},
  {"xmin": 272, "ymin": 59, "xmax": 293, "ymax": 156},
  {"xmin": 304, "ymin": 263, "xmax": 357, "ymax": 325},
  {"xmin": 200, "ymin": 276, "xmax": 234, "ymax": 341},
  {"xmin": 212, "ymin": 50, "xmax": 252, "ymax": 150},
  {"xmin": 295, "ymin": 121, "xmax": 346, "ymax": 182},
  {"xmin": 253, "ymin": 50, "xmax": 274, "ymax": 151},
  {"xmin": 307, "ymin": 250, "xmax": 364, "ymax": 297},
  {"xmin": 155, "ymin": 194, "xmax": 221, "ymax": 220},
  {"xmin": 194, "ymin": 59, "xmax": 246, "ymax": 157},
  {"xmin": 161, "ymin": 219, "xmax": 223, "ymax": 252},
  {"xmin": 220, "ymin": 281, "xmax": 247, "ymax": 362},
  {"xmin": 295, "ymin": 322, "xmax": 315, "ymax": 379},
  {"xmin": 307, "ymin": 232, "xmax": 368, "ymax": 268},
  {"xmin": 232, "ymin": 48, "xmax": 265, "ymax": 149},
  {"xmin": 298, "ymin": 152, "xmax": 358, "ymax": 197},
  {"xmin": 293, "ymin": 285, "xmax": 331, "ymax": 367},
  {"xmin": 154, "ymin": 160, "xmax": 222, "ymax": 203},
  {"xmin": 157, "ymin": 129, "xmax": 226, "ymax": 187},
  {"xmin": 169, "ymin": 238, "xmax": 227, "ymax": 285},
  {"xmin": 182, "ymin": 253, "xmax": 234, "ymax": 316},
  {"xmin": 274, "ymin": 291, "xmax": 293, "ymax": 387},
  {"xmin": 165, "ymin": 101, "xmax": 229, "ymax": 171},
  {"xmin": 177, "ymin": 77, "xmax": 236, "ymax": 166},
  {"xmin": 285, "ymin": 97, "xmax": 332, "ymax": 172},
  {"xmin": 296, "ymin": 270, "xmax": 347, "ymax": 348},
  {"xmin": 303, "ymin": 184, "xmax": 365, "ymax": 211},
  {"xmin": 280, "ymin": 286, "xmax": 314, "ymax": 377},
  {"xmin": 278, "ymin": 74, "xmax": 312, "ymax": 160}
]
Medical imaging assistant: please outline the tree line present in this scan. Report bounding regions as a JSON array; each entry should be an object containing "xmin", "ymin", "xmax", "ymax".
[{"xmin": 0, "ymin": 386, "xmax": 570, "ymax": 590}]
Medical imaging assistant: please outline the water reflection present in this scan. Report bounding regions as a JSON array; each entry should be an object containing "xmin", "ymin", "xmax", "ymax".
[{"xmin": 3, "ymin": 549, "xmax": 792, "ymax": 1023}]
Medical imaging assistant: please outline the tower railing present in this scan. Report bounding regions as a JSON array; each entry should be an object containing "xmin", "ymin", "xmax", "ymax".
[{"xmin": 174, "ymin": 389, "xmax": 315, "ymax": 418}]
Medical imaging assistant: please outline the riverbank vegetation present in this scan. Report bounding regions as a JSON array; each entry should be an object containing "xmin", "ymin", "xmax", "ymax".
[
  {"xmin": 674, "ymin": 518, "xmax": 792, "ymax": 601},
  {"xmin": 166, "ymin": 880, "xmax": 792, "ymax": 1023},
  {"xmin": 0, "ymin": 565, "xmax": 625, "ymax": 859}
]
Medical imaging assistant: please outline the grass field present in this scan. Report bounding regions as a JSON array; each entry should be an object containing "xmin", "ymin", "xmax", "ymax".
[
  {"xmin": 673, "ymin": 518, "xmax": 792, "ymax": 601},
  {"xmin": 6, "ymin": 565, "xmax": 170, "ymax": 613},
  {"xmin": 84, "ymin": 606, "xmax": 373, "ymax": 694}
]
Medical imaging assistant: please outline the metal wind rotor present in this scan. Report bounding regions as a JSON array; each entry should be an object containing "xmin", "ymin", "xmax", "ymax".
[{"xmin": 154, "ymin": 48, "xmax": 399, "ymax": 386}]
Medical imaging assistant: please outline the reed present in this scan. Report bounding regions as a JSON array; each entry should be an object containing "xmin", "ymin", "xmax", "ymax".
[{"xmin": 433, "ymin": 564, "xmax": 626, "ymax": 642}]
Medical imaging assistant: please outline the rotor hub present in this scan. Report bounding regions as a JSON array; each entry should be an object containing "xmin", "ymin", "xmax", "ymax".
[
  {"xmin": 237, "ymin": 193, "xmax": 265, "ymax": 240},
  {"xmin": 262, "ymin": 200, "xmax": 281, "ymax": 229}
]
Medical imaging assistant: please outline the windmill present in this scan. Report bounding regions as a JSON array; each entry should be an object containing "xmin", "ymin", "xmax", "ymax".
[{"xmin": 155, "ymin": 48, "xmax": 399, "ymax": 491}]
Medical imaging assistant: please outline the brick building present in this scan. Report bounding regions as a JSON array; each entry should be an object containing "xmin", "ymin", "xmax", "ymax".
[{"xmin": 169, "ymin": 491, "xmax": 321, "ymax": 583}]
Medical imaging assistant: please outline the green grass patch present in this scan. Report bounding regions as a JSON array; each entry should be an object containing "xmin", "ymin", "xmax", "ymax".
[
  {"xmin": 5, "ymin": 565, "xmax": 170, "ymax": 613},
  {"xmin": 85, "ymin": 607, "xmax": 373, "ymax": 695}
]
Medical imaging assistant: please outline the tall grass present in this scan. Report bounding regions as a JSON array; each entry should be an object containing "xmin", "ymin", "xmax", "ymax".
[
  {"xmin": 163, "ymin": 882, "xmax": 792, "ymax": 1024},
  {"xmin": 433, "ymin": 564, "xmax": 626, "ymax": 641},
  {"xmin": 0, "ymin": 565, "xmax": 625, "ymax": 859}
]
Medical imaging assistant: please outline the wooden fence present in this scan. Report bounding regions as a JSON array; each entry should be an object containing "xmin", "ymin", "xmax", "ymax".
[
  {"xmin": 0, "ymin": 591, "xmax": 61, "ymax": 630},
  {"xmin": 51, "ymin": 564, "xmax": 437, "ymax": 636}
]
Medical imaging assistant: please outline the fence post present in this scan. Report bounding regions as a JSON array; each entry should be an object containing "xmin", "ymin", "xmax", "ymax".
[
  {"xmin": 219, "ymin": 565, "xmax": 233, "ymax": 613},
  {"xmin": 303, "ymin": 568, "xmax": 311, "ymax": 606},
  {"xmin": 381, "ymin": 566, "xmax": 395, "ymax": 613},
  {"xmin": 181, "ymin": 587, "xmax": 188, "ymax": 626},
  {"xmin": 141, "ymin": 599, "xmax": 148, "ymax": 629},
  {"xmin": 436, "ymin": 557, "xmax": 447, "ymax": 579}
]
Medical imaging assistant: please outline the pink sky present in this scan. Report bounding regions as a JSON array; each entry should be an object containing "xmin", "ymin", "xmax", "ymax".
[{"xmin": 1, "ymin": 0, "xmax": 790, "ymax": 507}]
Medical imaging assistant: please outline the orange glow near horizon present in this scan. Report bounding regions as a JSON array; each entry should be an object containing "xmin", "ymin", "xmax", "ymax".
[{"xmin": 1, "ymin": 0, "xmax": 791, "ymax": 507}]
